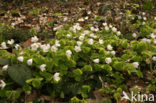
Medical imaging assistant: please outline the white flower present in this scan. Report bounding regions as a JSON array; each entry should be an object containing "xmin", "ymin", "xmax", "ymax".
[
  {"xmin": 84, "ymin": 30, "xmax": 90, "ymax": 35},
  {"xmin": 112, "ymin": 27, "xmax": 117, "ymax": 32},
  {"xmin": 154, "ymin": 39, "xmax": 156, "ymax": 44},
  {"xmin": 88, "ymin": 39, "xmax": 94, "ymax": 45},
  {"xmin": 63, "ymin": 17, "xmax": 68, "ymax": 21},
  {"xmin": 109, "ymin": 24, "xmax": 112, "ymax": 28},
  {"xmin": 94, "ymin": 28, "xmax": 99, "ymax": 32},
  {"xmin": 2, "ymin": 65, "xmax": 8, "ymax": 71},
  {"xmin": 111, "ymin": 51, "xmax": 116, "ymax": 55},
  {"xmin": 105, "ymin": 57, "xmax": 112, "ymax": 64},
  {"xmin": 103, "ymin": 22, "xmax": 107, "ymax": 26},
  {"xmin": 133, "ymin": 62, "xmax": 139, "ymax": 68},
  {"xmin": 31, "ymin": 36, "xmax": 38, "ymax": 43},
  {"xmin": 142, "ymin": 12, "xmax": 145, "ymax": 15},
  {"xmin": 67, "ymin": 34, "xmax": 71, "ymax": 37},
  {"xmin": 31, "ymin": 43, "xmax": 39, "ymax": 50},
  {"xmin": 150, "ymin": 33, "xmax": 155, "ymax": 38},
  {"xmin": 15, "ymin": 44, "xmax": 21, "ymax": 50},
  {"xmin": 154, "ymin": 17, "xmax": 156, "ymax": 20},
  {"xmin": 117, "ymin": 31, "xmax": 121, "ymax": 36},
  {"xmin": 40, "ymin": 44, "xmax": 50, "ymax": 52},
  {"xmin": 1, "ymin": 42, "xmax": 7, "ymax": 49},
  {"xmin": 93, "ymin": 59, "xmax": 99, "ymax": 63},
  {"xmin": 74, "ymin": 46, "xmax": 81, "ymax": 52},
  {"xmin": 77, "ymin": 41, "xmax": 83, "ymax": 46},
  {"xmin": 40, "ymin": 64, "xmax": 46, "ymax": 72},
  {"xmin": 152, "ymin": 56, "xmax": 156, "ymax": 61},
  {"xmin": 17, "ymin": 56, "xmax": 24, "ymax": 62},
  {"xmin": 53, "ymin": 72, "xmax": 60, "ymax": 82},
  {"xmin": 27, "ymin": 59, "xmax": 33, "ymax": 66},
  {"xmin": 142, "ymin": 38, "xmax": 147, "ymax": 43},
  {"xmin": 66, "ymin": 50, "xmax": 72, "ymax": 57},
  {"xmin": 99, "ymin": 39, "xmax": 103, "ymax": 44},
  {"xmin": 107, "ymin": 45, "xmax": 113, "ymax": 51},
  {"xmin": 142, "ymin": 22, "xmax": 145, "ymax": 25},
  {"xmin": 143, "ymin": 17, "xmax": 147, "ymax": 21},
  {"xmin": 55, "ymin": 40, "xmax": 60, "ymax": 47},
  {"xmin": 85, "ymin": 16, "xmax": 88, "ymax": 20},
  {"xmin": 88, "ymin": 11, "xmax": 91, "ymax": 14},
  {"xmin": 0, "ymin": 80, "xmax": 6, "ymax": 89},
  {"xmin": 105, "ymin": 26, "xmax": 109, "ymax": 31},
  {"xmin": 106, "ymin": 51, "xmax": 110, "ymax": 55},
  {"xmin": 138, "ymin": 16, "xmax": 142, "ymax": 19},
  {"xmin": 79, "ymin": 36, "xmax": 84, "ymax": 41},
  {"xmin": 146, "ymin": 39, "xmax": 151, "ymax": 43},
  {"xmin": 90, "ymin": 27, "xmax": 95, "ymax": 31},
  {"xmin": 90, "ymin": 34, "xmax": 97, "ymax": 39},
  {"xmin": 7, "ymin": 39, "xmax": 14, "ymax": 45},
  {"xmin": 51, "ymin": 46, "xmax": 58, "ymax": 52},
  {"xmin": 78, "ymin": 18, "xmax": 84, "ymax": 22},
  {"xmin": 132, "ymin": 33, "xmax": 137, "ymax": 38}
]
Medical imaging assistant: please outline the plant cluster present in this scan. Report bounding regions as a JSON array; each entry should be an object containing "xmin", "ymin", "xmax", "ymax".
[{"xmin": 0, "ymin": 12, "xmax": 156, "ymax": 103}]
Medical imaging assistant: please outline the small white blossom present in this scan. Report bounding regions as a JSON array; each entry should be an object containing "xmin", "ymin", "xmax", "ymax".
[
  {"xmin": 0, "ymin": 80, "xmax": 6, "ymax": 89},
  {"xmin": 154, "ymin": 17, "xmax": 156, "ymax": 20},
  {"xmin": 79, "ymin": 36, "xmax": 84, "ymax": 41},
  {"xmin": 77, "ymin": 41, "xmax": 83, "ymax": 46},
  {"xmin": 51, "ymin": 46, "xmax": 58, "ymax": 52},
  {"xmin": 31, "ymin": 43, "xmax": 39, "ymax": 50},
  {"xmin": 2, "ymin": 65, "xmax": 8, "ymax": 71},
  {"xmin": 53, "ymin": 72, "xmax": 60, "ymax": 82},
  {"xmin": 138, "ymin": 16, "xmax": 142, "ymax": 20},
  {"xmin": 27, "ymin": 59, "xmax": 33, "ymax": 66},
  {"xmin": 1, "ymin": 42, "xmax": 8, "ymax": 49},
  {"xmin": 154, "ymin": 39, "xmax": 156, "ymax": 44},
  {"xmin": 74, "ymin": 46, "xmax": 81, "ymax": 52},
  {"xmin": 90, "ymin": 34, "xmax": 97, "ymax": 39},
  {"xmin": 107, "ymin": 45, "xmax": 113, "ymax": 51},
  {"xmin": 40, "ymin": 44, "xmax": 50, "ymax": 52},
  {"xmin": 99, "ymin": 39, "xmax": 104, "ymax": 44},
  {"xmin": 93, "ymin": 59, "xmax": 99, "ymax": 63},
  {"xmin": 7, "ymin": 39, "xmax": 14, "ymax": 45},
  {"xmin": 66, "ymin": 50, "xmax": 72, "ymax": 57},
  {"xmin": 67, "ymin": 34, "xmax": 71, "ymax": 37},
  {"xmin": 31, "ymin": 36, "xmax": 38, "ymax": 43},
  {"xmin": 88, "ymin": 39, "xmax": 94, "ymax": 45},
  {"xmin": 112, "ymin": 27, "xmax": 117, "ymax": 32},
  {"xmin": 105, "ymin": 26, "xmax": 109, "ymax": 31},
  {"xmin": 90, "ymin": 27, "xmax": 95, "ymax": 31},
  {"xmin": 132, "ymin": 33, "xmax": 137, "ymax": 38},
  {"xmin": 40, "ymin": 64, "xmax": 46, "ymax": 72},
  {"xmin": 78, "ymin": 18, "xmax": 84, "ymax": 22},
  {"xmin": 84, "ymin": 30, "xmax": 90, "ymax": 35},
  {"xmin": 111, "ymin": 51, "xmax": 116, "ymax": 55},
  {"xmin": 117, "ymin": 31, "xmax": 121, "ymax": 36},
  {"xmin": 142, "ymin": 12, "xmax": 145, "ymax": 15},
  {"xmin": 87, "ymin": 11, "xmax": 91, "ymax": 14},
  {"xmin": 142, "ymin": 22, "xmax": 145, "ymax": 25},
  {"xmin": 109, "ymin": 24, "xmax": 112, "ymax": 28},
  {"xmin": 103, "ymin": 22, "xmax": 107, "ymax": 26},
  {"xmin": 15, "ymin": 44, "xmax": 21, "ymax": 50},
  {"xmin": 133, "ymin": 62, "xmax": 139, "ymax": 68},
  {"xmin": 152, "ymin": 56, "xmax": 156, "ymax": 61},
  {"xmin": 142, "ymin": 38, "xmax": 147, "ymax": 43},
  {"xmin": 106, "ymin": 51, "xmax": 110, "ymax": 55},
  {"xmin": 85, "ymin": 16, "xmax": 88, "ymax": 20},
  {"xmin": 150, "ymin": 33, "xmax": 155, "ymax": 38},
  {"xmin": 105, "ymin": 57, "xmax": 112, "ymax": 64},
  {"xmin": 146, "ymin": 39, "xmax": 151, "ymax": 43},
  {"xmin": 55, "ymin": 40, "xmax": 60, "ymax": 47},
  {"xmin": 17, "ymin": 56, "xmax": 24, "ymax": 62},
  {"xmin": 143, "ymin": 17, "xmax": 147, "ymax": 21}
]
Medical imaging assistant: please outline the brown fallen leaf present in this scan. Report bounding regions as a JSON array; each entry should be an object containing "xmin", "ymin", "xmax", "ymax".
[{"xmin": 25, "ymin": 90, "xmax": 37, "ymax": 103}]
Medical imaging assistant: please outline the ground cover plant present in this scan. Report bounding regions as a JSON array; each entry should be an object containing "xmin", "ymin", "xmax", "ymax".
[{"xmin": 0, "ymin": 0, "xmax": 156, "ymax": 103}]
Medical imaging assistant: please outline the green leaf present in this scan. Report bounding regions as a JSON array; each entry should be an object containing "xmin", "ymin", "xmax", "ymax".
[
  {"xmin": 0, "ymin": 58, "xmax": 11, "ymax": 66},
  {"xmin": 8, "ymin": 64, "xmax": 32, "ymax": 86}
]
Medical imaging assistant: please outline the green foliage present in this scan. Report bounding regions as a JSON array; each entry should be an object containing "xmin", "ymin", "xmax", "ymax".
[{"xmin": 8, "ymin": 64, "xmax": 32, "ymax": 86}]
